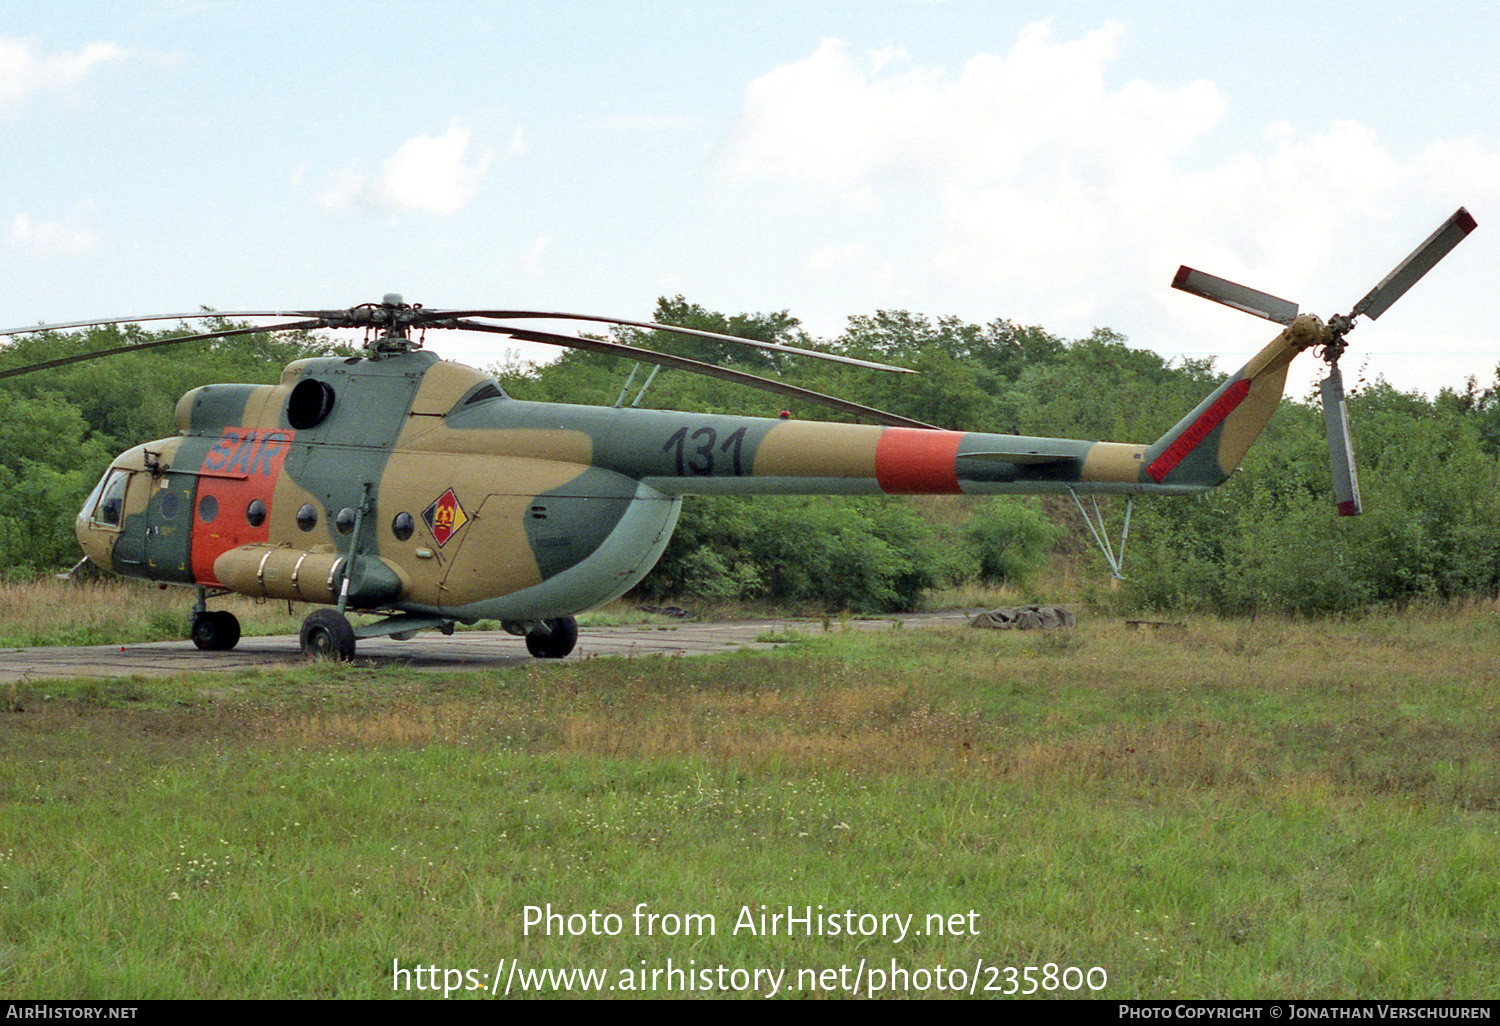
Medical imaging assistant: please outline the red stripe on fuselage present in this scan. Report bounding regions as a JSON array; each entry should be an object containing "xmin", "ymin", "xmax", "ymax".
[
  {"xmin": 875, "ymin": 428, "xmax": 964, "ymax": 494},
  {"xmin": 189, "ymin": 427, "xmax": 295, "ymax": 584},
  {"xmin": 1146, "ymin": 378, "xmax": 1250, "ymax": 482}
]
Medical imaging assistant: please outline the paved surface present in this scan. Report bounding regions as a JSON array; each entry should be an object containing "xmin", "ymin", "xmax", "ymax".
[{"xmin": 0, "ymin": 612, "xmax": 972, "ymax": 683}]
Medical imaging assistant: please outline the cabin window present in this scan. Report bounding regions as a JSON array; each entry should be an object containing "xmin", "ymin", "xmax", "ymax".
[
  {"xmin": 296, "ymin": 503, "xmax": 318, "ymax": 532},
  {"xmin": 198, "ymin": 495, "xmax": 219, "ymax": 524},
  {"xmin": 391, "ymin": 512, "xmax": 415, "ymax": 541},
  {"xmin": 245, "ymin": 499, "xmax": 267, "ymax": 528},
  {"xmin": 159, "ymin": 491, "xmax": 180, "ymax": 520},
  {"xmin": 335, "ymin": 507, "xmax": 356, "ymax": 535}
]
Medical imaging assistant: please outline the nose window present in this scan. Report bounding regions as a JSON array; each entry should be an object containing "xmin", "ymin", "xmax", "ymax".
[{"xmin": 89, "ymin": 469, "xmax": 131, "ymax": 528}]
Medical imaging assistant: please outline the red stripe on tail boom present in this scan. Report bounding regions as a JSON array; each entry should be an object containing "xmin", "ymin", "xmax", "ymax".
[
  {"xmin": 1146, "ymin": 378, "xmax": 1251, "ymax": 483},
  {"xmin": 875, "ymin": 428, "xmax": 963, "ymax": 494}
]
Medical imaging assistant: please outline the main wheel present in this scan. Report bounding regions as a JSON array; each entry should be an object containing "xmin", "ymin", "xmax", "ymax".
[
  {"xmin": 300, "ymin": 609, "xmax": 356, "ymax": 661},
  {"xmin": 191, "ymin": 611, "xmax": 241, "ymax": 651},
  {"xmin": 525, "ymin": 616, "xmax": 578, "ymax": 659}
]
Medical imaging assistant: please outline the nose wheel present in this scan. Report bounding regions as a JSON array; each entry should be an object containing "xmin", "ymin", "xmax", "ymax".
[{"xmin": 525, "ymin": 616, "xmax": 578, "ymax": 659}]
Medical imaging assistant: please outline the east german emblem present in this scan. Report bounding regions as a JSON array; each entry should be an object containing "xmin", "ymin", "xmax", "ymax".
[{"xmin": 422, "ymin": 488, "xmax": 469, "ymax": 547}]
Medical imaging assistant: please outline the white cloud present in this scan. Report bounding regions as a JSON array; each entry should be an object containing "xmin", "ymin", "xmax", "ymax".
[
  {"xmin": 721, "ymin": 23, "xmax": 1225, "ymax": 287},
  {"xmin": 719, "ymin": 21, "xmax": 1500, "ymax": 339},
  {"xmin": 376, "ymin": 129, "xmax": 490, "ymax": 214},
  {"xmin": 1409, "ymin": 136, "xmax": 1500, "ymax": 201},
  {"xmin": 0, "ymin": 37, "xmax": 129, "ymax": 119},
  {"xmin": 721, "ymin": 25, "xmax": 1200, "ymax": 200},
  {"xmin": 11, "ymin": 203, "xmax": 101, "ymax": 257},
  {"xmin": 318, "ymin": 128, "xmax": 493, "ymax": 215}
]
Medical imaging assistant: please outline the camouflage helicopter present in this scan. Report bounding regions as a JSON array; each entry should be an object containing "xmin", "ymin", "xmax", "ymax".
[{"xmin": 0, "ymin": 208, "xmax": 1475, "ymax": 660}]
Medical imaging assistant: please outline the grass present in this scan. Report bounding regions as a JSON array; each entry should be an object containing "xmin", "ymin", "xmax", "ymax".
[
  {"xmin": 0, "ymin": 578, "xmax": 696, "ymax": 648},
  {"xmin": 2, "ymin": 595, "xmax": 1499, "ymax": 998}
]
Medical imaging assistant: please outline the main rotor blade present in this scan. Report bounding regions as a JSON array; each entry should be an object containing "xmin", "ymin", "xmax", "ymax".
[
  {"xmin": 1319, "ymin": 364, "xmax": 1362, "ymax": 516},
  {"xmin": 0, "ymin": 310, "xmax": 333, "ymax": 339},
  {"xmin": 1171, "ymin": 267, "xmax": 1300, "ymax": 324},
  {"xmin": 451, "ymin": 320, "xmax": 940, "ymax": 430},
  {"xmin": 423, "ymin": 309, "xmax": 914, "ymax": 375},
  {"xmin": 1349, "ymin": 207, "xmax": 1478, "ymax": 321},
  {"xmin": 0, "ymin": 320, "xmax": 323, "ymax": 381}
]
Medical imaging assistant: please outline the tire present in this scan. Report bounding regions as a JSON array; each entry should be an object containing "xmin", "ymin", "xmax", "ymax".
[
  {"xmin": 300, "ymin": 608, "xmax": 357, "ymax": 661},
  {"xmin": 191, "ymin": 611, "xmax": 241, "ymax": 651},
  {"xmin": 525, "ymin": 616, "xmax": 578, "ymax": 659}
]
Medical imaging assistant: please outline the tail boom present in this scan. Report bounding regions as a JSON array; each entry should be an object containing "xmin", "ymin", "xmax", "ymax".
[{"xmin": 529, "ymin": 319, "xmax": 1324, "ymax": 501}]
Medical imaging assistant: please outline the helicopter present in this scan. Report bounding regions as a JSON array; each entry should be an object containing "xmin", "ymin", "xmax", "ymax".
[{"xmin": 0, "ymin": 207, "xmax": 1475, "ymax": 660}]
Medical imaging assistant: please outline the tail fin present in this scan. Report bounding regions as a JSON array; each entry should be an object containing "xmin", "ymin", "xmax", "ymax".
[{"xmin": 1143, "ymin": 316, "xmax": 1324, "ymax": 488}]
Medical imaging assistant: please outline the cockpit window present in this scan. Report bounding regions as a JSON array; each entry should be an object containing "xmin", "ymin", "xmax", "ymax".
[{"xmin": 88, "ymin": 469, "xmax": 131, "ymax": 529}]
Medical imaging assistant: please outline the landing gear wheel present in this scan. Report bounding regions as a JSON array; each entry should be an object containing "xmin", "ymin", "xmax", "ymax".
[
  {"xmin": 300, "ymin": 609, "xmax": 356, "ymax": 661},
  {"xmin": 525, "ymin": 616, "xmax": 578, "ymax": 659},
  {"xmin": 191, "ymin": 610, "xmax": 241, "ymax": 651}
]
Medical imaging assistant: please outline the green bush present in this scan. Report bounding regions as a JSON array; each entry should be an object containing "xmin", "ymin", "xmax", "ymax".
[
  {"xmin": 964, "ymin": 498, "xmax": 1058, "ymax": 586},
  {"xmin": 635, "ymin": 495, "xmax": 938, "ymax": 611}
]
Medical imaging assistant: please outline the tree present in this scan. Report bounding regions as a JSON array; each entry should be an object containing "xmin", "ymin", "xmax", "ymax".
[{"xmin": 0, "ymin": 392, "xmax": 113, "ymax": 572}]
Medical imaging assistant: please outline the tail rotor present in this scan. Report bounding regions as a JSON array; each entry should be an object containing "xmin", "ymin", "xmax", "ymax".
[{"xmin": 1171, "ymin": 207, "xmax": 1477, "ymax": 516}]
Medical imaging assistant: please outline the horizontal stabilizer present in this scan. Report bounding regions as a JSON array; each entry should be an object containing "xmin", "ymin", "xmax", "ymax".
[{"xmin": 957, "ymin": 446, "xmax": 1077, "ymax": 466}]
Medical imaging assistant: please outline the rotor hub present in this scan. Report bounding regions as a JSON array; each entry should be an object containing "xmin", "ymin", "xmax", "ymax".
[
  {"xmin": 332, "ymin": 295, "xmax": 426, "ymax": 355},
  {"xmin": 1319, "ymin": 313, "xmax": 1358, "ymax": 367}
]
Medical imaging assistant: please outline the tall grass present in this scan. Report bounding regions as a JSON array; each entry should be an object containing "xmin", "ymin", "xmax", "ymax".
[
  {"xmin": 0, "ymin": 579, "xmax": 309, "ymax": 647},
  {"xmin": 3, "ymin": 608, "xmax": 1498, "ymax": 998}
]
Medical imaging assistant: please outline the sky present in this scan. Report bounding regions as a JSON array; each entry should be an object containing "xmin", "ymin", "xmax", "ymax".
[{"xmin": 4, "ymin": 0, "xmax": 1499, "ymax": 406}]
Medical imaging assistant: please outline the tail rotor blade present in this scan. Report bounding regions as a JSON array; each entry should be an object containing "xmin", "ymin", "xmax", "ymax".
[
  {"xmin": 1171, "ymin": 267, "xmax": 1300, "ymax": 325},
  {"xmin": 1320, "ymin": 364, "xmax": 1362, "ymax": 516},
  {"xmin": 1349, "ymin": 207, "xmax": 1478, "ymax": 321}
]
